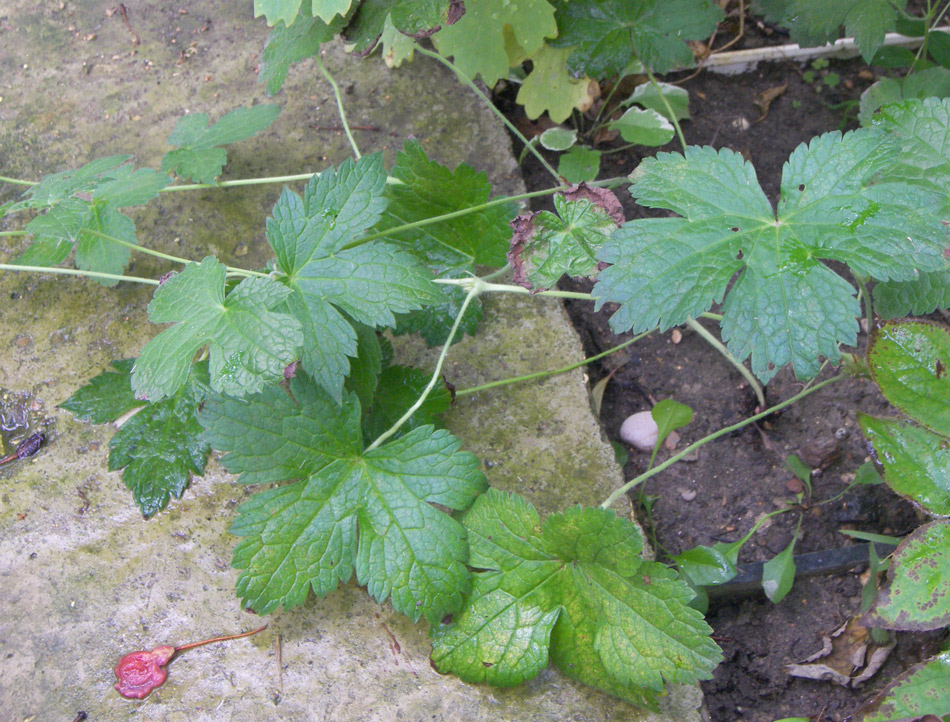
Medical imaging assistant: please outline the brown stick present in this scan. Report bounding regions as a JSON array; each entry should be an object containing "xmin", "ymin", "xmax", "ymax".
[{"xmin": 174, "ymin": 624, "xmax": 268, "ymax": 653}]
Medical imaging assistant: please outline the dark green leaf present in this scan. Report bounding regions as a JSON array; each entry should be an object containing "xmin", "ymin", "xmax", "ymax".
[
  {"xmin": 132, "ymin": 257, "xmax": 302, "ymax": 401},
  {"xmin": 161, "ymin": 105, "xmax": 282, "ymax": 183},
  {"xmin": 865, "ymin": 520, "xmax": 950, "ymax": 630},
  {"xmin": 867, "ymin": 320, "xmax": 950, "ymax": 436},
  {"xmin": 109, "ymin": 362, "xmax": 212, "ymax": 518},
  {"xmin": 343, "ymin": 322, "xmax": 382, "ymax": 412},
  {"xmin": 549, "ymin": 0, "xmax": 723, "ymax": 76},
  {"xmin": 392, "ymin": 279, "xmax": 483, "ymax": 347},
  {"xmin": 431, "ymin": 489, "xmax": 721, "ymax": 703},
  {"xmin": 376, "ymin": 140, "xmax": 516, "ymax": 269},
  {"xmin": 651, "ymin": 399, "xmax": 693, "ymax": 450},
  {"xmin": 673, "ymin": 545, "xmax": 737, "ymax": 587},
  {"xmin": 785, "ymin": 454, "xmax": 812, "ymax": 487},
  {"xmin": 361, "ymin": 365, "xmax": 452, "ymax": 442},
  {"xmin": 859, "ymin": 68, "xmax": 950, "ymax": 126},
  {"xmin": 875, "ymin": 270, "xmax": 950, "ymax": 318},
  {"xmin": 622, "ymin": 81, "xmax": 690, "ymax": 121},
  {"xmin": 858, "ymin": 414, "xmax": 950, "ymax": 517},
  {"xmin": 59, "ymin": 359, "xmax": 142, "ymax": 424}
]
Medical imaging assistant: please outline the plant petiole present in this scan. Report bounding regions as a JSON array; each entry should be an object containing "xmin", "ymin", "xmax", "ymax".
[
  {"xmin": 600, "ymin": 373, "xmax": 846, "ymax": 509},
  {"xmin": 684, "ymin": 317, "xmax": 766, "ymax": 409},
  {"xmin": 315, "ymin": 55, "xmax": 361, "ymax": 160},
  {"xmin": 0, "ymin": 262, "xmax": 159, "ymax": 286}
]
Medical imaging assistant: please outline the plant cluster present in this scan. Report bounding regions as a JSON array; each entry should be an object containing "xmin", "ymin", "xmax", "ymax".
[{"xmin": 2, "ymin": 0, "xmax": 950, "ymax": 716}]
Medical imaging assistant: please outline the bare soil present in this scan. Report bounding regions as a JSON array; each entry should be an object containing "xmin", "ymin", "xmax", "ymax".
[{"xmin": 497, "ymin": 31, "xmax": 948, "ymax": 722}]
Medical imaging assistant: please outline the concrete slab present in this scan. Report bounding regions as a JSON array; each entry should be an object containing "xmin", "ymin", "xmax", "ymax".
[{"xmin": 0, "ymin": 3, "xmax": 707, "ymax": 720}]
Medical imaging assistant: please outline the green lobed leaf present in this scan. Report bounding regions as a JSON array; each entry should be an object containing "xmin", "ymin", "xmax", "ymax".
[
  {"xmin": 859, "ymin": 68, "xmax": 950, "ymax": 126},
  {"xmin": 858, "ymin": 648, "xmax": 950, "ymax": 722},
  {"xmin": 268, "ymin": 153, "xmax": 437, "ymax": 401},
  {"xmin": 762, "ymin": 534, "xmax": 797, "ymax": 603},
  {"xmin": 865, "ymin": 520, "xmax": 950, "ymax": 630},
  {"xmin": 867, "ymin": 320, "xmax": 950, "ymax": 436},
  {"xmin": 132, "ymin": 257, "xmax": 302, "ymax": 401},
  {"xmin": 433, "ymin": 0, "xmax": 557, "ymax": 86},
  {"xmin": 549, "ymin": 0, "xmax": 723, "ymax": 76},
  {"xmin": 594, "ymin": 129, "xmax": 950, "ymax": 383},
  {"xmin": 431, "ymin": 489, "xmax": 721, "ymax": 705},
  {"xmin": 392, "ymin": 279, "xmax": 483, "ymax": 347},
  {"xmin": 517, "ymin": 45, "xmax": 597, "ymax": 123},
  {"xmin": 109, "ymin": 361, "xmax": 212, "ymax": 518},
  {"xmin": 92, "ymin": 166, "xmax": 171, "ymax": 207},
  {"xmin": 557, "ymin": 146, "xmax": 601, "ymax": 184},
  {"xmin": 875, "ymin": 271, "xmax": 950, "ymax": 318},
  {"xmin": 623, "ymin": 81, "xmax": 690, "ymax": 122},
  {"xmin": 9, "ymin": 155, "xmax": 131, "ymax": 211},
  {"xmin": 509, "ymin": 193, "xmax": 621, "ymax": 291},
  {"xmin": 59, "ymin": 359, "xmax": 142, "ymax": 424},
  {"xmin": 375, "ymin": 140, "xmax": 516, "ymax": 270},
  {"xmin": 609, "ymin": 107, "xmax": 675, "ymax": 147},
  {"xmin": 342, "ymin": 322, "xmax": 383, "ymax": 412},
  {"xmin": 260, "ymin": 4, "xmax": 343, "ymax": 96},
  {"xmin": 255, "ymin": 0, "xmax": 304, "ymax": 27},
  {"xmin": 218, "ymin": 375, "xmax": 486, "ymax": 622},
  {"xmin": 874, "ymin": 97, "xmax": 950, "ymax": 204},
  {"xmin": 199, "ymin": 374, "xmax": 363, "ymax": 485},
  {"xmin": 859, "ymin": 414, "xmax": 950, "ymax": 517},
  {"xmin": 161, "ymin": 105, "xmax": 282, "ymax": 183},
  {"xmin": 312, "ymin": 0, "xmax": 351, "ymax": 22}
]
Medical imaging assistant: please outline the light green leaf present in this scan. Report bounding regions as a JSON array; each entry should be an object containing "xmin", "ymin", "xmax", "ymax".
[
  {"xmin": 865, "ymin": 520, "xmax": 950, "ymax": 630},
  {"xmin": 762, "ymin": 534, "xmax": 797, "ymax": 603},
  {"xmin": 595, "ymin": 129, "xmax": 950, "ymax": 383},
  {"xmin": 312, "ymin": 0, "xmax": 351, "ymax": 22},
  {"xmin": 218, "ymin": 376, "xmax": 486, "ymax": 622},
  {"xmin": 379, "ymin": 14, "xmax": 416, "ymax": 67},
  {"xmin": 517, "ymin": 45, "xmax": 597, "ymax": 123},
  {"xmin": 259, "ymin": 9, "xmax": 342, "ymax": 96},
  {"xmin": 875, "ymin": 270, "xmax": 950, "ymax": 318},
  {"xmin": 874, "ymin": 97, "xmax": 950, "ymax": 203},
  {"xmin": 539, "ymin": 127, "xmax": 577, "ymax": 151},
  {"xmin": 161, "ymin": 105, "xmax": 282, "ymax": 183},
  {"xmin": 557, "ymin": 146, "xmax": 601, "ymax": 183},
  {"xmin": 433, "ymin": 0, "xmax": 557, "ymax": 86},
  {"xmin": 431, "ymin": 489, "xmax": 721, "ymax": 704},
  {"xmin": 867, "ymin": 320, "xmax": 950, "ymax": 436},
  {"xmin": 549, "ymin": 0, "xmax": 723, "ymax": 76},
  {"xmin": 859, "ymin": 649, "xmax": 950, "ymax": 721},
  {"xmin": 650, "ymin": 399, "xmax": 692, "ymax": 450},
  {"xmin": 17, "ymin": 198, "xmax": 88, "ymax": 266},
  {"xmin": 9, "ymin": 155, "xmax": 131, "ymax": 211},
  {"xmin": 624, "ymin": 81, "xmax": 690, "ymax": 122},
  {"xmin": 74, "ymin": 202, "xmax": 137, "ymax": 286},
  {"xmin": 859, "ymin": 68, "xmax": 950, "ymax": 126},
  {"xmin": 376, "ymin": 141, "xmax": 516, "ymax": 269},
  {"xmin": 132, "ymin": 257, "xmax": 302, "ymax": 401},
  {"xmin": 510, "ymin": 193, "xmax": 620, "ymax": 291},
  {"xmin": 609, "ymin": 107, "xmax": 675, "ymax": 147},
  {"xmin": 255, "ymin": 0, "xmax": 304, "ymax": 27},
  {"xmin": 92, "ymin": 166, "xmax": 171, "ymax": 207},
  {"xmin": 785, "ymin": 454, "xmax": 812, "ymax": 486},
  {"xmin": 859, "ymin": 414, "xmax": 950, "ymax": 517}
]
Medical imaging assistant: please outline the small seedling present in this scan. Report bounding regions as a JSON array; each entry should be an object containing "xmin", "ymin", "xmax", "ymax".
[{"xmin": 114, "ymin": 624, "xmax": 267, "ymax": 699}]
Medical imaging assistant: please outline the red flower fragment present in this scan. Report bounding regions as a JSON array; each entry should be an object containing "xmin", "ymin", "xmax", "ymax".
[
  {"xmin": 114, "ymin": 645, "xmax": 175, "ymax": 699},
  {"xmin": 114, "ymin": 624, "xmax": 267, "ymax": 700}
]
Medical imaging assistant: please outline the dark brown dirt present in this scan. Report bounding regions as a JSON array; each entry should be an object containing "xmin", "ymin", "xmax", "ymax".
[{"xmin": 497, "ymin": 28, "xmax": 947, "ymax": 722}]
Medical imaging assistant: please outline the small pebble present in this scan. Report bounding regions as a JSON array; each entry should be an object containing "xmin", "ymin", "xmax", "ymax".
[
  {"xmin": 785, "ymin": 478, "xmax": 805, "ymax": 494},
  {"xmin": 619, "ymin": 411, "xmax": 657, "ymax": 451},
  {"xmin": 680, "ymin": 489, "xmax": 697, "ymax": 501}
]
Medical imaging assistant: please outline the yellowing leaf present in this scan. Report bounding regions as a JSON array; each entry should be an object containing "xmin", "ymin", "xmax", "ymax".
[{"xmin": 518, "ymin": 45, "xmax": 598, "ymax": 123}]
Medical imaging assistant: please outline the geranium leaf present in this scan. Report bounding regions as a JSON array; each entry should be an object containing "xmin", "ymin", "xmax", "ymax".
[
  {"xmin": 859, "ymin": 648, "xmax": 950, "ymax": 721},
  {"xmin": 132, "ymin": 257, "xmax": 302, "ymax": 401},
  {"xmin": 60, "ymin": 359, "xmax": 142, "ymax": 424},
  {"xmin": 260, "ymin": 8, "xmax": 343, "ymax": 96},
  {"xmin": 517, "ymin": 45, "xmax": 598, "ymax": 124},
  {"xmin": 875, "ymin": 270, "xmax": 950, "ymax": 318},
  {"xmin": 431, "ymin": 489, "xmax": 721, "ymax": 705},
  {"xmin": 609, "ymin": 107, "xmax": 675, "ymax": 146},
  {"xmin": 205, "ymin": 374, "xmax": 487, "ymax": 622}
]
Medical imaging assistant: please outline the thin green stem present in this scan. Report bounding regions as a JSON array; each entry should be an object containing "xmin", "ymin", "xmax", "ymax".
[
  {"xmin": 159, "ymin": 173, "xmax": 320, "ymax": 192},
  {"xmin": 480, "ymin": 264, "xmax": 512, "ymax": 281},
  {"xmin": 314, "ymin": 55, "xmax": 361, "ymax": 160},
  {"xmin": 600, "ymin": 373, "xmax": 845, "ymax": 509},
  {"xmin": 415, "ymin": 46, "xmax": 562, "ymax": 183},
  {"xmin": 0, "ymin": 176, "xmax": 36, "ymax": 187},
  {"xmin": 0, "ymin": 262, "xmax": 159, "ymax": 285},
  {"xmin": 434, "ymin": 277, "xmax": 594, "ymax": 300},
  {"xmin": 82, "ymin": 229, "xmax": 193, "ymax": 266},
  {"xmin": 0, "ymin": 230, "xmax": 28, "ymax": 237},
  {"xmin": 684, "ymin": 317, "xmax": 766, "ymax": 409},
  {"xmin": 644, "ymin": 68, "xmax": 687, "ymax": 152},
  {"xmin": 456, "ymin": 330, "xmax": 652, "ymax": 397},
  {"xmin": 366, "ymin": 280, "xmax": 483, "ymax": 452}
]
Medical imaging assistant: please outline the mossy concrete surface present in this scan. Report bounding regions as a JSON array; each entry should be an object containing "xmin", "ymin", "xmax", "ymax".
[{"xmin": 0, "ymin": 3, "xmax": 706, "ymax": 720}]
